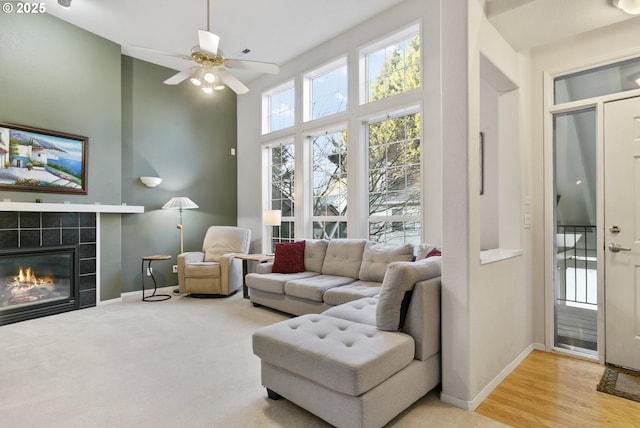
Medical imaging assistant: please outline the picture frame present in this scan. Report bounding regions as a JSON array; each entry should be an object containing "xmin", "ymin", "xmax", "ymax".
[
  {"xmin": 479, "ymin": 131, "xmax": 484, "ymax": 195},
  {"xmin": 0, "ymin": 122, "xmax": 88, "ymax": 194}
]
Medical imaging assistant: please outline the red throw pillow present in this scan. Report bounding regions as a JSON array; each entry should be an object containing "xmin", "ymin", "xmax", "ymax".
[
  {"xmin": 272, "ymin": 241, "xmax": 306, "ymax": 273},
  {"xmin": 425, "ymin": 248, "xmax": 441, "ymax": 258}
]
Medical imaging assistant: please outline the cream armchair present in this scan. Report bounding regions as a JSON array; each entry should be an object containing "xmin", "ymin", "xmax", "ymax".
[{"xmin": 177, "ymin": 226, "xmax": 251, "ymax": 297}]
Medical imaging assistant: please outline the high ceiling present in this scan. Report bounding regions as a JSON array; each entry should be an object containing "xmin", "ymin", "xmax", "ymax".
[
  {"xmin": 42, "ymin": 0, "xmax": 405, "ymax": 83},
  {"xmin": 485, "ymin": 0, "xmax": 638, "ymax": 52},
  {"xmin": 40, "ymin": 0, "xmax": 639, "ymax": 84}
]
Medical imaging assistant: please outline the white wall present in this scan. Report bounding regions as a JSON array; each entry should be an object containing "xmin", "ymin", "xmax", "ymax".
[
  {"xmin": 238, "ymin": 0, "xmax": 534, "ymax": 412},
  {"xmin": 442, "ymin": 0, "xmax": 532, "ymax": 409}
]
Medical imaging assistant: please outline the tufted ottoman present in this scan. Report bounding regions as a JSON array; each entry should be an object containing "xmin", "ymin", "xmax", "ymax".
[{"xmin": 253, "ymin": 314, "xmax": 414, "ymax": 396}]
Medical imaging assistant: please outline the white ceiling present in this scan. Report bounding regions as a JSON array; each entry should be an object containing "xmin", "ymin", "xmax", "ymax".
[
  {"xmin": 485, "ymin": 0, "xmax": 638, "ymax": 52},
  {"xmin": 41, "ymin": 0, "xmax": 639, "ymax": 84},
  {"xmin": 42, "ymin": 0, "xmax": 405, "ymax": 83}
]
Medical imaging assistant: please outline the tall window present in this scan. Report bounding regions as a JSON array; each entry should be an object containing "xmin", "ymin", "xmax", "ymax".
[
  {"xmin": 305, "ymin": 59, "xmax": 348, "ymax": 121},
  {"xmin": 263, "ymin": 81, "xmax": 295, "ymax": 134},
  {"xmin": 269, "ymin": 142, "xmax": 295, "ymax": 247},
  {"xmin": 363, "ymin": 25, "xmax": 421, "ymax": 103},
  {"xmin": 368, "ymin": 112, "xmax": 421, "ymax": 244},
  {"xmin": 312, "ymin": 130, "xmax": 348, "ymax": 239}
]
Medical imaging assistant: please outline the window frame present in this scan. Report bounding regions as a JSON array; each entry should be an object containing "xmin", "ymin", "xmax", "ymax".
[
  {"xmin": 263, "ymin": 138, "xmax": 296, "ymax": 252},
  {"xmin": 303, "ymin": 56, "xmax": 348, "ymax": 122},
  {"xmin": 262, "ymin": 80, "xmax": 296, "ymax": 135},
  {"xmin": 307, "ymin": 124, "xmax": 349, "ymax": 239},
  {"xmin": 365, "ymin": 107, "xmax": 422, "ymax": 245},
  {"xmin": 359, "ymin": 22, "xmax": 421, "ymax": 105}
]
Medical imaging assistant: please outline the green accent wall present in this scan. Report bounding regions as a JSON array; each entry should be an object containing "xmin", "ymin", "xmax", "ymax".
[
  {"xmin": 120, "ymin": 56, "xmax": 238, "ymax": 294},
  {"xmin": 0, "ymin": 12, "xmax": 238, "ymax": 299}
]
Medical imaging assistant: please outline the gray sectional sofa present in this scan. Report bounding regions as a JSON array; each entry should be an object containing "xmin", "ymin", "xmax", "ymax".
[
  {"xmin": 245, "ymin": 239, "xmax": 416, "ymax": 315},
  {"xmin": 250, "ymin": 239, "xmax": 442, "ymax": 428}
]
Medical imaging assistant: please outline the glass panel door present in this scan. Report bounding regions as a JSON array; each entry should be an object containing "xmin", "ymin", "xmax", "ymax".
[{"xmin": 553, "ymin": 108, "xmax": 598, "ymax": 355}]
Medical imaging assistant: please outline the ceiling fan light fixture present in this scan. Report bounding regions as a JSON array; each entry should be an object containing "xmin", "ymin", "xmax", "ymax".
[
  {"xmin": 189, "ymin": 68, "xmax": 205, "ymax": 86},
  {"xmin": 203, "ymin": 70, "xmax": 216, "ymax": 83},
  {"xmin": 57, "ymin": 0, "xmax": 72, "ymax": 8},
  {"xmin": 613, "ymin": 0, "xmax": 640, "ymax": 14},
  {"xmin": 202, "ymin": 84, "xmax": 213, "ymax": 94}
]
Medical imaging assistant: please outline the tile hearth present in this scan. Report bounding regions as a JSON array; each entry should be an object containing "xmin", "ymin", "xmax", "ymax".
[{"xmin": 0, "ymin": 211, "xmax": 97, "ymax": 309}]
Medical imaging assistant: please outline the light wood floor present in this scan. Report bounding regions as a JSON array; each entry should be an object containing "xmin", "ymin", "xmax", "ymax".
[{"xmin": 475, "ymin": 350, "xmax": 640, "ymax": 427}]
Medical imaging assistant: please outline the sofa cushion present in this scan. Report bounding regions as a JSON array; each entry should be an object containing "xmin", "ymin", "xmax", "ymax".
[
  {"xmin": 322, "ymin": 280, "xmax": 381, "ymax": 306},
  {"xmin": 245, "ymin": 271, "xmax": 319, "ymax": 295},
  {"xmin": 304, "ymin": 239, "xmax": 328, "ymax": 273},
  {"xmin": 284, "ymin": 275, "xmax": 356, "ymax": 302},
  {"xmin": 358, "ymin": 242, "xmax": 414, "ymax": 282},
  {"xmin": 376, "ymin": 259, "xmax": 441, "ymax": 331},
  {"xmin": 272, "ymin": 241, "xmax": 306, "ymax": 273},
  {"xmin": 322, "ymin": 297, "xmax": 378, "ymax": 326},
  {"xmin": 252, "ymin": 314, "xmax": 415, "ymax": 396},
  {"xmin": 321, "ymin": 239, "xmax": 367, "ymax": 278}
]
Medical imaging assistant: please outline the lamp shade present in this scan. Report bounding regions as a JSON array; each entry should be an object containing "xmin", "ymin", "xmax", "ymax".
[
  {"xmin": 162, "ymin": 197, "xmax": 199, "ymax": 210},
  {"xmin": 263, "ymin": 210, "xmax": 282, "ymax": 226},
  {"xmin": 614, "ymin": 0, "xmax": 640, "ymax": 14}
]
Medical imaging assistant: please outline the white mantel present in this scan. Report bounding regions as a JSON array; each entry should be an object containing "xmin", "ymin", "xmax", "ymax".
[{"xmin": 0, "ymin": 202, "xmax": 144, "ymax": 213}]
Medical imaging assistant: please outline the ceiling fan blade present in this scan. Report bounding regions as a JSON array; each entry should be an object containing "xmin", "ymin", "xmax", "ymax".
[
  {"xmin": 226, "ymin": 59, "xmax": 280, "ymax": 75},
  {"xmin": 127, "ymin": 45, "xmax": 190, "ymax": 61},
  {"xmin": 198, "ymin": 29, "xmax": 220, "ymax": 56},
  {"xmin": 220, "ymin": 72, "xmax": 249, "ymax": 94},
  {"xmin": 163, "ymin": 68, "xmax": 195, "ymax": 85}
]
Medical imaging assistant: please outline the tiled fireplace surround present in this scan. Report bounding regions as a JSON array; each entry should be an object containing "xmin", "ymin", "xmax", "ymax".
[{"xmin": 0, "ymin": 211, "xmax": 97, "ymax": 309}]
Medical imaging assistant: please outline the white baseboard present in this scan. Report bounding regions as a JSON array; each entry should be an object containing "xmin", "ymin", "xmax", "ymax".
[
  {"xmin": 441, "ymin": 343, "xmax": 538, "ymax": 411},
  {"xmin": 99, "ymin": 285, "xmax": 178, "ymax": 305}
]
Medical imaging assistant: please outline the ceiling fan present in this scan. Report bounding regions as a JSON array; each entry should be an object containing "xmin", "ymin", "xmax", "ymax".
[{"xmin": 131, "ymin": 0, "xmax": 279, "ymax": 94}]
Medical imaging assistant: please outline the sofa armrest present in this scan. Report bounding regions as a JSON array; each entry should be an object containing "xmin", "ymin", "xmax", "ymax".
[
  {"xmin": 255, "ymin": 261, "xmax": 274, "ymax": 274},
  {"xmin": 376, "ymin": 258, "xmax": 441, "ymax": 331},
  {"xmin": 179, "ymin": 251, "xmax": 205, "ymax": 264}
]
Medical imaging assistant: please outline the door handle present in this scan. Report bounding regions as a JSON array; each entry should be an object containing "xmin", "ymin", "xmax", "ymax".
[{"xmin": 609, "ymin": 243, "xmax": 631, "ymax": 253}]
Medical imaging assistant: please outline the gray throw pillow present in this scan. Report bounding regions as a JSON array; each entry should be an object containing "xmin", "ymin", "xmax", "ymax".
[
  {"xmin": 376, "ymin": 259, "xmax": 441, "ymax": 331},
  {"xmin": 359, "ymin": 242, "xmax": 414, "ymax": 282}
]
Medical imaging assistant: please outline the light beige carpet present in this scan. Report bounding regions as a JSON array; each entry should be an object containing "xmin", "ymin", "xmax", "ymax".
[{"xmin": 0, "ymin": 290, "xmax": 508, "ymax": 428}]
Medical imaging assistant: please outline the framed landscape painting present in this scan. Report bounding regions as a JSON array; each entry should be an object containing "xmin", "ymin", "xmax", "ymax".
[{"xmin": 0, "ymin": 122, "xmax": 88, "ymax": 194}]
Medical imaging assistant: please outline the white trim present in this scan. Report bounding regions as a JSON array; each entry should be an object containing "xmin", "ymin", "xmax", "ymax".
[
  {"xmin": 0, "ymin": 202, "xmax": 143, "ymax": 213},
  {"xmin": 440, "ymin": 344, "xmax": 537, "ymax": 411},
  {"xmin": 479, "ymin": 248, "xmax": 523, "ymax": 265}
]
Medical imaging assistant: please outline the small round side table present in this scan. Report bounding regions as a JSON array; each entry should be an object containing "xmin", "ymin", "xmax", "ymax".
[{"xmin": 141, "ymin": 255, "xmax": 172, "ymax": 302}]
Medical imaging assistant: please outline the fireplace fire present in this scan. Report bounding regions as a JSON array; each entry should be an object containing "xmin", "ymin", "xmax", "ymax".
[
  {"xmin": 0, "ymin": 246, "xmax": 78, "ymax": 325},
  {"xmin": 1, "ymin": 266, "xmax": 63, "ymax": 306}
]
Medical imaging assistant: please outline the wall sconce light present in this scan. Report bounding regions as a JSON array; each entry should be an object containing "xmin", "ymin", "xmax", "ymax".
[
  {"xmin": 140, "ymin": 176, "xmax": 162, "ymax": 188},
  {"xmin": 57, "ymin": 0, "xmax": 72, "ymax": 9},
  {"xmin": 612, "ymin": 0, "xmax": 640, "ymax": 14}
]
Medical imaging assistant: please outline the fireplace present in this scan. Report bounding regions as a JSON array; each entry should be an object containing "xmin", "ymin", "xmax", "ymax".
[{"xmin": 0, "ymin": 246, "xmax": 79, "ymax": 325}]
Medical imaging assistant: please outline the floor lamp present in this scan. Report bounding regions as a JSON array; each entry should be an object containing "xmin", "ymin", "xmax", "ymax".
[
  {"xmin": 263, "ymin": 209, "xmax": 282, "ymax": 255},
  {"xmin": 163, "ymin": 197, "xmax": 199, "ymax": 293}
]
